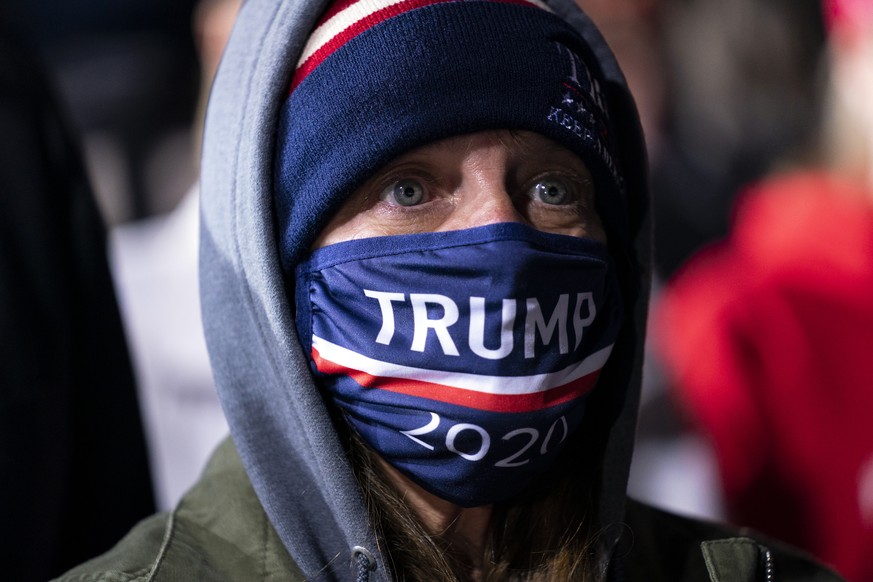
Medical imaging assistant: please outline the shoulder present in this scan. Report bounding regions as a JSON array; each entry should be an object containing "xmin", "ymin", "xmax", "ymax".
[
  {"xmin": 621, "ymin": 499, "xmax": 845, "ymax": 582},
  {"xmin": 51, "ymin": 512, "xmax": 171, "ymax": 582},
  {"xmin": 53, "ymin": 439, "xmax": 304, "ymax": 582}
]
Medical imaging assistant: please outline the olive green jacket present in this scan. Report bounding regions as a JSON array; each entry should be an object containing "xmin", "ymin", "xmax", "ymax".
[
  {"xmin": 53, "ymin": 439, "xmax": 303, "ymax": 582},
  {"xmin": 55, "ymin": 439, "xmax": 843, "ymax": 582}
]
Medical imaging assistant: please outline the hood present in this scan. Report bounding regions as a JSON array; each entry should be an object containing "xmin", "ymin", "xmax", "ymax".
[{"xmin": 199, "ymin": 0, "xmax": 650, "ymax": 579}]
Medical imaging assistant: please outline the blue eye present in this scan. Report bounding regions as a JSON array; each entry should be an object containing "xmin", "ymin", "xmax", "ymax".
[
  {"xmin": 386, "ymin": 178, "xmax": 426, "ymax": 206},
  {"xmin": 530, "ymin": 178, "xmax": 571, "ymax": 205}
]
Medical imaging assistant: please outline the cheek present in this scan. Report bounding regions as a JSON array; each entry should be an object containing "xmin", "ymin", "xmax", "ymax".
[
  {"xmin": 523, "ymin": 205, "xmax": 607, "ymax": 242},
  {"xmin": 312, "ymin": 213, "xmax": 383, "ymax": 248},
  {"xmin": 574, "ymin": 212, "xmax": 607, "ymax": 243},
  {"xmin": 366, "ymin": 199, "xmax": 458, "ymax": 236},
  {"xmin": 312, "ymin": 201, "xmax": 457, "ymax": 248}
]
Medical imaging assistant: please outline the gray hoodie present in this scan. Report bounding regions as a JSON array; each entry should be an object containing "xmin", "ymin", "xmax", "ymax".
[{"xmin": 198, "ymin": 0, "xmax": 650, "ymax": 580}]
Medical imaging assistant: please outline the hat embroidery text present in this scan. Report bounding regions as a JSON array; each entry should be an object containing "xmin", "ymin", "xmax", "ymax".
[{"xmin": 547, "ymin": 41, "xmax": 620, "ymax": 186}]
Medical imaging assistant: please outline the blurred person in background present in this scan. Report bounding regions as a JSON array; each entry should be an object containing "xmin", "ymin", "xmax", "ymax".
[
  {"xmin": 0, "ymin": 8, "xmax": 154, "ymax": 580},
  {"xmin": 655, "ymin": 1, "xmax": 873, "ymax": 580},
  {"xmin": 2, "ymin": 0, "xmax": 201, "ymax": 224},
  {"xmin": 579, "ymin": 0, "xmax": 827, "ymax": 524},
  {"xmin": 651, "ymin": 0, "xmax": 826, "ymax": 278},
  {"xmin": 109, "ymin": 0, "xmax": 239, "ymax": 512},
  {"xmin": 584, "ymin": 0, "xmax": 827, "ymax": 279},
  {"xmin": 577, "ymin": 0, "xmax": 727, "ymax": 523}
]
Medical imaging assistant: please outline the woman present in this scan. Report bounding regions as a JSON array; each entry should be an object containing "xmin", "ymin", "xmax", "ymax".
[{"xmin": 56, "ymin": 0, "xmax": 842, "ymax": 580}]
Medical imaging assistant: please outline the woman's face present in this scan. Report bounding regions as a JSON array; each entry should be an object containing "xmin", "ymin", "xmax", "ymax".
[{"xmin": 312, "ymin": 130, "xmax": 606, "ymax": 248}]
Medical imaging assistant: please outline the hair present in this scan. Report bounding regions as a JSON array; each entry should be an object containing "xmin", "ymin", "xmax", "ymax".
[{"xmin": 346, "ymin": 428, "xmax": 606, "ymax": 581}]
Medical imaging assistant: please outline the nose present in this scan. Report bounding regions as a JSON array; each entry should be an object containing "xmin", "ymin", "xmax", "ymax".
[
  {"xmin": 441, "ymin": 151, "xmax": 525, "ymax": 231},
  {"xmin": 457, "ymin": 185, "xmax": 524, "ymax": 229}
]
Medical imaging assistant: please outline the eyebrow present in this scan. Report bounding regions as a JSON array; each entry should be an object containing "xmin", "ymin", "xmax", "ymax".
[{"xmin": 398, "ymin": 131, "xmax": 587, "ymax": 168}]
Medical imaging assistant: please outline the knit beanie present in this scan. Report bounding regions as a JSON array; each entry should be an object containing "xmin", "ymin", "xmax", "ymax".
[{"xmin": 274, "ymin": 0, "xmax": 626, "ymax": 272}]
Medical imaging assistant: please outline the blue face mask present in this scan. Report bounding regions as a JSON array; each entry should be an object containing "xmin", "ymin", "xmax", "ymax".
[{"xmin": 294, "ymin": 223, "xmax": 622, "ymax": 507}]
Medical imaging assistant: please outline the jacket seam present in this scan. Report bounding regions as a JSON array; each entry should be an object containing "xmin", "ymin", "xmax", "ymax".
[
  {"xmin": 58, "ymin": 568, "xmax": 152, "ymax": 582},
  {"xmin": 146, "ymin": 509, "xmax": 179, "ymax": 581},
  {"xmin": 260, "ymin": 496, "xmax": 269, "ymax": 581}
]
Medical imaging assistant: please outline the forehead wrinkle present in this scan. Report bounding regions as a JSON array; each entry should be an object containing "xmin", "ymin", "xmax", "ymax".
[
  {"xmin": 488, "ymin": 130, "xmax": 582, "ymax": 165},
  {"xmin": 384, "ymin": 131, "xmax": 586, "ymax": 176}
]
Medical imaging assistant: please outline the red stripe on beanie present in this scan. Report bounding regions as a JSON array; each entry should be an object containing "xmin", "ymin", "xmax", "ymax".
[
  {"xmin": 292, "ymin": 0, "xmax": 454, "ymax": 93},
  {"xmin": 290, "ymin": 0, "xmax": 551, "ymax": 93}
]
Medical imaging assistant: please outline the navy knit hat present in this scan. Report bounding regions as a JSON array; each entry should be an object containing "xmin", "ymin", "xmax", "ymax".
[{"xmin": 274, "ymin": 0, "xmax": 626, "ymax": 272}]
